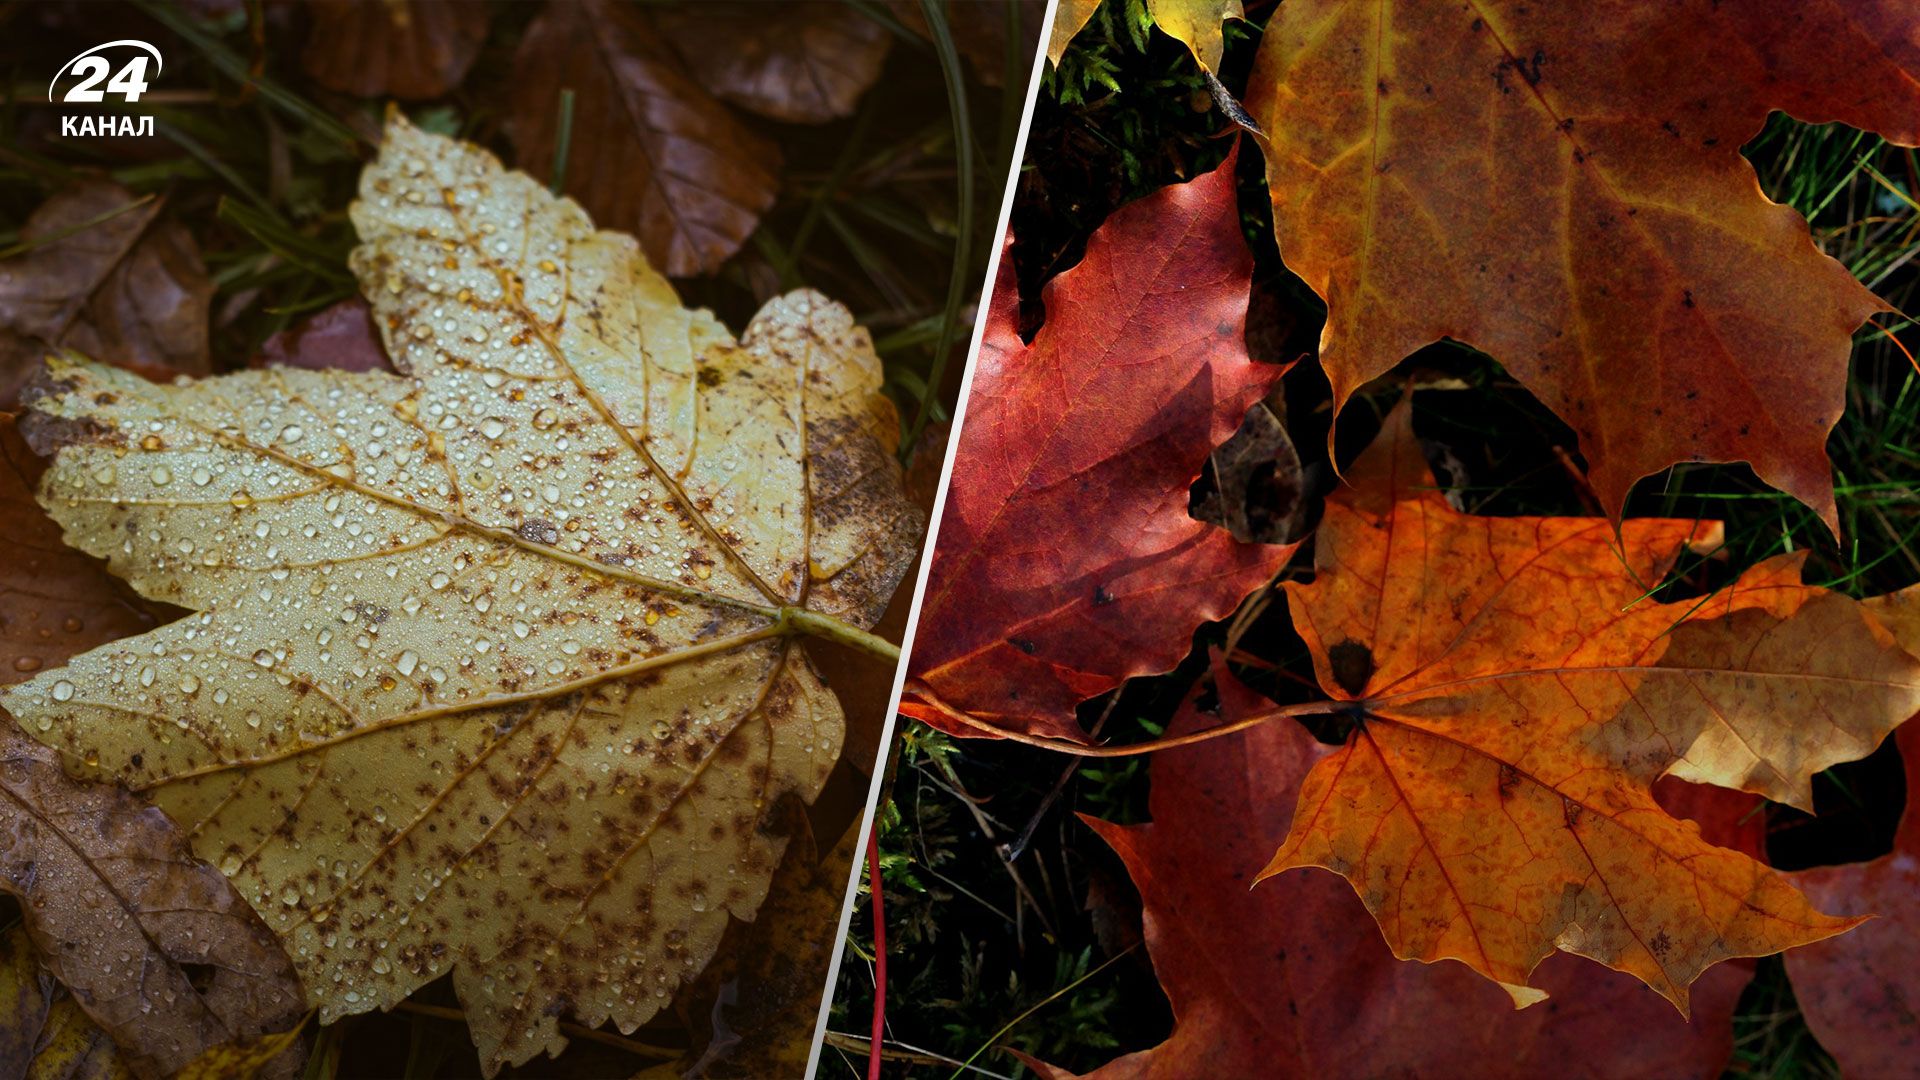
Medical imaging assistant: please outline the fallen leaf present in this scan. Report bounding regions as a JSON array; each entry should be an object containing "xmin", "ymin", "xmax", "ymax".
[
  {"xmin": 1145, "ymin": 0, "xmax": 1241, "ymax": 72},
  {"xmin": 0, "ymin": 924, "xmax": 132, "ymax": 1080},
  {"xmin": 685, "ymin": 816, "xmax": 859, "ymax": 1078},
  {"xmin": 0, "ymin": 721, "xmax": 307, "ymax": 1079},
  {"xmin": 0, "ymin": 416, "xmax": 175, "ymax": 683},
  {"xmin": 1047, "ymin": 0, "xmax": 1102, "ymax": 64},
  {"xmin": 1244, "ymin": 1, "xmax": 1920, "ymax": 527},
  {"xmin": 508, "ymin": 0, "xmax": 782, "ymax": 277},
  {"xmin": 1046, "ymin": 0, "xmax": 1241, "ymax": 71},
  {"xmin": 891, "ymin": 0, "xmax": 1045, "ymax": 88},
  {"xmin": 1037, "ymin": 655, "xmax": 1757, "ymax": 1078},
  {"xmin": 301, "ymin": 0, "xmax": 492, "ymax": 101},
  {"xmin": 1188, "ymin": 399, "xmax": 1305, "ymax": 545},
  {"xmin": 656, "ymin": 3, "xmax": 893, "ymax": 124},
  {"xmin": 0, "ymin": 113, "xmax": 919, "ymax": 1075},
  {"xmin": 0, "ymin": 182, "xmax": 212, "ymax": 405},
  {"xmin": 1263, "ymin": 397, "xmax": 1916, "ymax": 1008},
  {"xmin": 249, "ymin": 299, "xmax": 391, "ymax": 375},
  {"xmin": 1783, "ymin": 595, "xmax": 1920, "ymax": 1076},
  {"xmin": 900, "ymin": 152, "xmax": 1292, "ymax": 741}
]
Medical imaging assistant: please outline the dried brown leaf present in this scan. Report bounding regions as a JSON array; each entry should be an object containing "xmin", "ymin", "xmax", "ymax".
[
  {"xmin": 0, "ymin": 924, "xmax": 132, "ymax": 1080},
  {"xmin": 507, "ymin": 0, "xmax": 782, "ymax": 277},
  {"xmin": 657, "ymin": 3, "xmax": 892, "ymax": 124},
  {"xmin": 301, "ymin": 0, "xmax": 492, "ymax": 101},
  {"xmin": 0, "ymin": 182, "xmax": 211, "ymax": 405}
]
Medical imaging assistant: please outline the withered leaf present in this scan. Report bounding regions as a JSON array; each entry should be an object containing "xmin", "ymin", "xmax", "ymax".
[
  {"xmin": 1782, "ymin": 592, "xmax": 1920, "ymax": 1076},
  {"xmin": 0, "ymin": 182, "xmax": 212, "ymax": 406},
  {"xmin": 1, "ymin": 113, "xmax": 920, "ymax": 1074},
  {"xmin": 657, "ymin": 3, "xmax": 893, "ymax": 125},
  {"xmin": 1265, "ymin": 396, "xmax": 1917, "ymax": 1008},
  {"xmin": 0, "ymin": 924, "xmax": 132, "ymax": 1080},
  {"xmin": 1189, "ymin": 399, "xmax": 1306, "ymax": 545},
  {"xmin": 1, "ymin": 415, "xmax": 174, "ymax": 683},
  {"xmin": 301, "ymin": 0, "xmax": 492, "ymax": 101},
  {"xmin": 0, "ymin": 722, "xmax": 306, "ymax": 1079},
  {"xmin": 508, "ymin": 0, "xmax": 782, "ymax": 277}
]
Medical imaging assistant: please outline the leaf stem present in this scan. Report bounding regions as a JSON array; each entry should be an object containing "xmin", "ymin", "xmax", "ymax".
[
  {"xmin": 783, "ymin": 608, "xmax": 902, "ymax": 663},
  {"xmin": 903, "ymin": 680, "xmax": 1331, "ymax": 756}
]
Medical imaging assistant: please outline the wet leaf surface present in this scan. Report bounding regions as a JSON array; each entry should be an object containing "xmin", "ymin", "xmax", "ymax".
[
  {"xmin": 0, "ymin": 924, "xmax": 132, "ymax": 1080},
  {"xmin": 0, "ymin": 114, "xmax": 920, "ymax": 1074}
]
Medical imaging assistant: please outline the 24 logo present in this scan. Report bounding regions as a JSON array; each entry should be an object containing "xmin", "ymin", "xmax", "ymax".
[{"xmin": 50, "ymin": 41, "xmax": 160, "ymax": 137}]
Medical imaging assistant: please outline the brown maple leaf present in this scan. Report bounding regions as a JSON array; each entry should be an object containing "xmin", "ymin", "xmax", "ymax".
[
  {"xmin": 508, "ymin": 0, "xmax": 782, "ymax": 278},
  {"xmin": 1782, "ymin": 591, "xmax": 1920, "ymax": 1076},
  {"xmin": 1245, "ymin": 0, "xmax": 1920, "ymax": 528}
]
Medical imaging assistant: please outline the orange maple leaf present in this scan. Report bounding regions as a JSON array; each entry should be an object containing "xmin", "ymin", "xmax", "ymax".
[
  {"xmin": 1263, "ymin": 396, "xmax": 1920, "ymax": 1008},
  {"xmin": 1245, "ymin": 0, "xmax": 1919, "ymax": 528}
]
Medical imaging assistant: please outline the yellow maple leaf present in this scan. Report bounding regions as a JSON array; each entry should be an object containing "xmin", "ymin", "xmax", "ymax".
[{"xmin": 1, "ymin": 113, "xmax": 921, "ymax": 1073}]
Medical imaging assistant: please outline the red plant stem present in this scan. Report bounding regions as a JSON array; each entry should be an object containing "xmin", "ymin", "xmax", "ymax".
[
  {"xmin": 867, "ymin": 823, "xmax": 887, "ymax": 1080},
  {"xmin": 904, "ymin": 679, "xmax": 1332, "ymax": 757}
]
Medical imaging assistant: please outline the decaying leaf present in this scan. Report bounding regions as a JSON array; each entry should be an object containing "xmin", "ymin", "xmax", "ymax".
[
  {"xmin": 0, "ymin": 182, "xmax": 212, "ymax": 406},
  {"xmin": 1783, "ymin": 594, "xmax": 1920, "ymax": 1076},
  {"xmin": 248, "ymin": 299, "xmax": 390, "ymax": 376},
  {"xmin": 1, "ymin": 416, "xmax": 174, "ymax": 685},
  {"xmin": 0, "ymin": 924, "xmax": 132, "ymax": 1080},
  {"xmin": 656, "ymin": 3, "xmax": 893, "ymax": 125},
  {"xmin": 0, "ymin": 113, "xmax": 920, "ymax": 1072},
  {"xmin": 1189, "ymin": 399, "xmax": 1305, "ymax": 545},
  {"xmin": 1245, "ymin": 0, "xmax": 1920, "ymax": 527},
  {"xmin": 902, "ymin": 153, "xmax": 1292, "ymax": 742},
  {"xmin": 1263, "ymin": 397, "xmax": 1917, "ymax": 1008},
  {"xmin": 0, "ymin": 721, "xmax": 306, "ymax": 1079},
  {"xmin": 301, "ymin": 0, "xmax": 492, "ymax": 101},
  {"xmin": 684, "ymin": 817, "xmax": 859, "ymax": 1078},
  {"xmin": 508, "ymin": 0, "xmax": 782, "ymax": 277},
  {"xmin": 1034, "ymin": 656, "xmax": 1756, "ymax": 1078}
]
